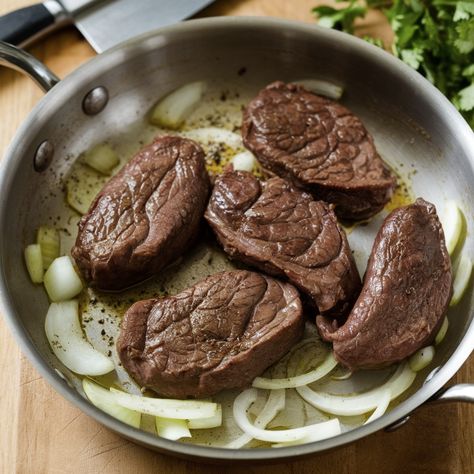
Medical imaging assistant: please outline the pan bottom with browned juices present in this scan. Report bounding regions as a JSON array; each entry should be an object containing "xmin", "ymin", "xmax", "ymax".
[{"xmin": 0, "ymin": 18, "xmax": 473, "ymax": 462}]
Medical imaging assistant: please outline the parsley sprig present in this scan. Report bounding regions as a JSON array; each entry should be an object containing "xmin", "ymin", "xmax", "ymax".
[{"xmin": 312, "ymin": 1, "xmax": 474, "ymax": 128}]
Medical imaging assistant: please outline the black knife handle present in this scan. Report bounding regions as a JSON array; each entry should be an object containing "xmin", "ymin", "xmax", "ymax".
[{"xmin": 0, "ymin": 4, "xmax": 56, "ymax": 46}]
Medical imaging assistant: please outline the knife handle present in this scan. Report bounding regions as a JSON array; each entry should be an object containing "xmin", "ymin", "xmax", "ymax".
[{"xmin": 0, "ymin": 2, "xmax": 69, "ymax": 47}]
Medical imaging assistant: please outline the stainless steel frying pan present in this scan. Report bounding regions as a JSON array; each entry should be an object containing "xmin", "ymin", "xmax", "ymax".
[{"xmin": 0, "ymin": 17, "xmax": 473, "ymax": 462}]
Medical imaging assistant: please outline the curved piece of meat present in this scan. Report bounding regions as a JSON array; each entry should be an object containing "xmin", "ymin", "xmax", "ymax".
[
  {"xmin": 116, "ymin": 270, "xmax": 304, "ymax": 398},
  {"xmin": 72, "ymin": 136, "xmax": 210, "ymax": 291},
  {"xmin": 242, "ymin": 81, "xmax": 396, "ymax": 220},
  {"xmin": 317, "ymin": 198, "xmax": 452, "ymax": 369},
  {"xmin": 205, "ymin": 170, "xmax": 361, "ymax": 317}
]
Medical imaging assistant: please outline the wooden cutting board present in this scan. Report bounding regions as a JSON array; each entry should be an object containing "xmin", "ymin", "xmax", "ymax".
[{"xmin": 0, "ymin": 1, "xmax": 472, "ymax": 472}]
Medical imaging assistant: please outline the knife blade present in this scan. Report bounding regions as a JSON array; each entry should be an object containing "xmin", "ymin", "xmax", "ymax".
[
  {"xmin": 69, "ymin": 0, "xmax": 215, "ymax": 52},
  {"xmin": 0, "ymin": 0, "xmax": 214, "ymax": 53}
]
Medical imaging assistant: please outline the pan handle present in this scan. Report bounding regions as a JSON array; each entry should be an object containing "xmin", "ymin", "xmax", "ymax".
[
  {"xmin": 429, "ymin": 383, "xmax": 474, "ymax": 404},
  {"xmin": 385, "ymin": 383, "xmax": 474, "ymax": 432},
  {"xmin": 0, "ymin": 41, "xmax": 59, "ymax": 92}
]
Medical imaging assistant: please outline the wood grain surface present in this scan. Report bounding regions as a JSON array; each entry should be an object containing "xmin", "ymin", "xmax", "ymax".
[{"xmin": 0, "ymin": 1, "xmax": 472, "ymax": 473}]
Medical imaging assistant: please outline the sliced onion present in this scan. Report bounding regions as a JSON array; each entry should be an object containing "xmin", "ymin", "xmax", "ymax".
[
  {"xmin": 409, "ymin": 346, "xmax": 435, "ymax": 372},
  {"xmin": 45, "ymin": 300, "xmax": 114, "ymax": 375},
  {"xmin": 232, "ymin": 151, "xmax": 256, "ymax": 172},
  {"xmin": 296, "ymin": 363, "xmax": 416, "ymax": 417},
  {"xmin": 188, "ymin": 405, "xmax": 222, "ymax": 429},
  {"xmin": 441, "ymin": 200, "xmax": 463, "ymax": 255},
  {"xmin": 226, "ymin": 389, "xmax": 285, "ymax": 449},
  {"xmin": 37, "ymin": 226, "xmax": 60, "ymax": 270},
  {"xmin": 83, "ymin": 379, "xmax": 141, "ymax": 428},
  {"xmin": 43, "ymin": 256, "xmax": 83, "ymax": 302},
  {"xmin": 271, "ymin": 420, "xmax": 341, "ymax": 448},
  {"xmin": 182, "ymin": 127, "xmax": 243, "ymax": 149},
  {"xmin": 232, "ymin": 388, "xmax": 341, "ymax": 444},
  {"xmin": 83, "ymin": 143, "xmax": 119, "ymax": 176},
  {"xmin": 150, "ymin": 81, "xmax": 206, "ymax": 129},
  {"xmin": 292, "ymin": 79, "xmax": 343, "ymax": 99},
  {"xmin": 24, "ymin": 244, "xmax": 44, "ymax": 283},
  {"xmin": 155, "ymin": 417, "xmax": 191, "ymax": 440},
  {"xmin": 364, "ymin": 389, "xmax": 391, "ymax": 425},
  {"xmin": 435, "ymin": 317, "xmax": 449, "ymax": 345},
  {"xmin": 253, "ymin": 352, "xmax": 337, "ymax": 389},
  {"xmin": 450, "ymin": 253, "xmax": 473, "ymax": 306},
  {"xmin": 110, "ymin": 388, "xmax": 218, "ymax": 420}
]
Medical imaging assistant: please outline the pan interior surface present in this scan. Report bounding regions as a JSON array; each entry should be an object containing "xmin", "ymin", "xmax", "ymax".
[{"xmin": 0, "ymin": 18, "xmax": 473, "ymax": 461}]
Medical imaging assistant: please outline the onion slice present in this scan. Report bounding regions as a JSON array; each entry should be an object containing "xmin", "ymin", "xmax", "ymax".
[
  {"xmin": 292, "ymin": 79, "xmax": 343, "ymax": 99},
  {"xmin": 253, "ymin": 352, "xmax": 337, "ymax": 389},
  {"xmin": 435, "ymin": 317, "xmax": 449, "ymax": 345},
  {"xmin": 37, "ymin": 226, "xmax": 60, "ymax": 270},
  {"xmin": 232, "ymin": 151, "xmax": 256, "ymax": 172},
  {"xmin": 83, "ymin": 143, "xmax": 119, "ymax": 175},
  {"xmin": 181, "ymin": 127, "xmax": 243, "ymax": 149},
  {"xmin": 226, "ymin": 389, "xmax": 285, "ymax": 448},
  {"xmin": 83, "ymin": 379, "xmax": 141, "ymax": 428},
  {"xmin": 150, "ymin": 81, "xmax": 206, "ymax": 129},
  {"xmin": 155, "ymin": 417, "xmax": 191, "ymax": 440},
  {"xmin": 409, "ymin": 346, "xmax": 435, "ymax": 372},
  {"xmin": 24, "ymin": 244, "xmax": 44, "ymax": 283},
  {"xmin": 232, "ymin": 388, "xmax": 341, "ymax": 444},
  {"xmin": 110, "ymin": 388, "xmax": 218, "ymax": 420},
  {"xmin": 296, "ymin": 363, "xmax": 416, "ymax": 417},
  {"xmin": 188, "ymin": 405, "xmax": 222, "ymax": 429},
  {"xmin": 441, "ymin": 200, "xmax": 463, "ymax": 255},
  {"xmin": 45, "ymin": 300, "xmax": 114, "ymax": 376},
  {"xmin": 364, "ymin": 389, "xmax": 391, "ymax": 425},
  {"xmin": 450, "ymin": 253, "xmax": 473, "ymax": 306},
  {"xmin": 43, "ymin": 256, "xmax": 83, "ymax": 302}
]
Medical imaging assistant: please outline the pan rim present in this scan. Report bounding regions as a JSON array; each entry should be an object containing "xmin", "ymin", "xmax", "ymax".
[{"xmin": 0, "ymin": 16, "xmax": 473, "ymax": 462}]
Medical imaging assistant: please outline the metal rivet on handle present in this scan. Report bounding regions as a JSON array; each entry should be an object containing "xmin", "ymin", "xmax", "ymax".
[
  {"xmin": 34, "ymin": 140, "xmax": 54, "ymax": 172},
  {"xmin": 384, "ymin": 415, "xmax": 411, "ymax": 432},
  {"xmin": 82, "ymin": 86, "xmax": 109, "ymax": 115}
]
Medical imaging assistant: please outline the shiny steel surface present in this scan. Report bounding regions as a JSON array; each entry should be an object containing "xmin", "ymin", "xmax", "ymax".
[
  {"xmin": 0, "ymin": 41, "xmax": 59, "ymax": 91},
  {"xmin": 72, "ymin": 0, "xmax": 215, "ymax": 52},
  {"xmin": 0, "ymin": 18, "xmax": 473, "ymax": 462}
]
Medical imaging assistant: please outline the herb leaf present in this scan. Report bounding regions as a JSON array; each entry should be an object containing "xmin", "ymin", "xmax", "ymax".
[{"xmin": 312, "ymin": 0, "xmax": 474, "ymax": 128}]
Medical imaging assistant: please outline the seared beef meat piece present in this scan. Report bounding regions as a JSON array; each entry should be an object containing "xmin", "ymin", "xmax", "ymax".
[
  {"xmin": 242, "ymin": 81, "xmax": 396, "ymax": 220},
  {"xmin": 205, "ymin": 170, "xmax": 361, "ymax": 317},
  {"xmin": 72, "ymin": 136, "xmax": 209, "ymax": 291},
  {"xmin": 117, "ymin": 270, "xmax": 304, "ymax": 398},
  {"xmin": 317, "ymin": 198, "xmax": 452, "ymax": 369}
]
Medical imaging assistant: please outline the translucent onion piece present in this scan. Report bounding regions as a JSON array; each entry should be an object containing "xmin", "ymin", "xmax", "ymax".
[
  {"xmin": 253, "ymin": 352, "xmax": 337, "ymax": 389},
  {"xmin": 450, "ymin": 253, "xmax": 473, "ymax": 306},
  {"xmin": 110, "ymin": 388, "xmax": 218, "ymax": 420},
  {"xmin": 83, "ymin": 379, "xmax": 141, "ymax": 428},
  {"xmin": 441, "ymin": 200, "xmax": 463, "ymax": 255},
  {"xmin": 37, "ymin": 226, "xmax": 60, "ymax": 270},
  {"xmin": 24, "ymin": 244, "xmax": 44, "ymax": 283},
  {"xmin": 292, "ymin": 79, "xmax": 343, "ymax": 99},
  {"xmin": 155, "ymin": 417, "xmax": 191, "ymax": 440},
  {"xmin": 65, "ymin": 162, "xmax": 107, "ymax": 215},
  {"xmin": 232, "ymin": 388, "xmax": 341, "ymax": 444},
  {"xmin": 150, "ymin": 81, "xmax": 206, "ymax": 129},
  {"xmin": 435, "ymin": 317, "xmax": 449, "ymax": 345},
  {"xmin": 188, "ymin": 405, "xmax": 222, "ymax": 429},
  {"xmin": 83, "ymin": 143, "xmax": 119, "ymax": 175},
  {"xmin": 226, "ymin": 389, "xmax": 285, "ymax": 449},
  {"xmin": 409, "ymin": 346, "xmax": 435, "ymax": 372},
  {"xmin": 45, "ymin": 300, "xmax": 114, "ymax": 375},
  {"xmin": 43, "ymin": 256, "xmax": 83, "ymax": 302},
  {"xmin": 232, "ymin": 151, "xmax": 256, "ymax": 172},
  {"xmin": 182, "ymin": 127, "xmax": 243, "ymax": 149},
  {"xmin": 364, "ymin": 389, "xmax": 391, "ymax": 425},
  {"xmin": 297, "ymin": 363, "xmax": 416, "ymax": 417}
]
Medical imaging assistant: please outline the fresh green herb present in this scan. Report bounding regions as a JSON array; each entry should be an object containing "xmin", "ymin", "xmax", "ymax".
[{"xmin": 312, "ymin": 1, "xmax": 474, "ymax": 128}]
